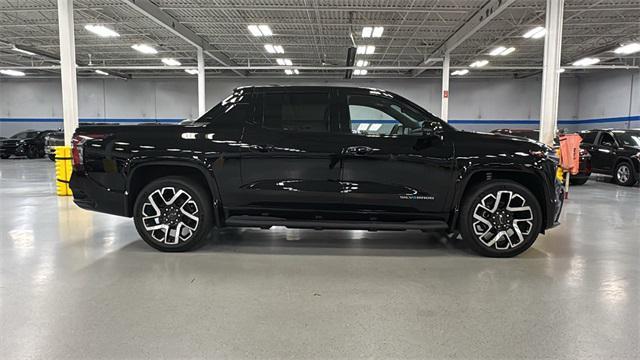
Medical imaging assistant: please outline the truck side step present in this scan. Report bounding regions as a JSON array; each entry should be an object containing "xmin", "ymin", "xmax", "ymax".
[{"xmin": 224, "ymin": 216, "xmax": 448, "ymax": 231}]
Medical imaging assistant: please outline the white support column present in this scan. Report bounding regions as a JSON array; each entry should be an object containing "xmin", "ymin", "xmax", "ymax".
[
  {"xmin": 197, "ymin": 47, "xmax": 206, "ymax": 117},
  {"xmin": 57, "ymin": 0, "xmax": 79, "ymax": 146},
  {"xmin": 539, "ymin": 0, "xmax": 565, "ymax": 146},
  {"xmin": 441, "ymin": 53, "xmax": 450, "ymax": 122}
]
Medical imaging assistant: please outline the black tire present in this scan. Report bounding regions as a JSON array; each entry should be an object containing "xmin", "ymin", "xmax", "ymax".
[
  {"xmin": 459, "ymin": 180, "xmax": 543, "ymax": 257},
  {"xmin": 613, "ymin": 162, "xmax": 637, "ymax": 186},
  {"xmin": 569, "ymin": 176, "xmax": 589, "ymax": 186},
  {"xmin": 133, "ymin": 176, "xmax": 213, "ymax": 252},
  {"xmin": 26, "ymin": 144, "xmax": 38, "ymax": 159}
]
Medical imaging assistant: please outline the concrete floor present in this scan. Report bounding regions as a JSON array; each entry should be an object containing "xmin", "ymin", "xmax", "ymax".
[{"xmin": 1, "ymin": 159, "xmax": 639, "ymax": 359}]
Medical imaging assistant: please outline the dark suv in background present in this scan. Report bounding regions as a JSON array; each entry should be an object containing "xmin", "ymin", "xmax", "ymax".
[
  {"xmin": 70, "ymin": 86, "xmax": 564, "ymax": 257},
  {"xmin": 0, "ymin": 130, "xmax": 55, "ymax": 159},
  {"xmin": 578, "ymin": 129, "xmax": 640, "ymax": 186}
]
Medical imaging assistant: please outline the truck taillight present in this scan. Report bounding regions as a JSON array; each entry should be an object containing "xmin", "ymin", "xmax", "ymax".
[{"xmin": 72, "ymin": 133, "xmax": 108, "ymax": 168}]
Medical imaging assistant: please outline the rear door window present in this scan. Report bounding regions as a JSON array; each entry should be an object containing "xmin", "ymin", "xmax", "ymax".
[
  {"xmin": 579, "ymin": 131, "xmax": 597, "ymax": 144},
  {"xmin": 262, "ymin": 92, "xmax": 331, "ymax": 132}
]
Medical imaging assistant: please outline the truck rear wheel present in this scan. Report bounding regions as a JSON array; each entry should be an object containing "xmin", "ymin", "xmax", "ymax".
[
  {"xmin": 459, "ymin": 180, "xmax": 542, "ymax": 257},
  {"xmin": 133, "ymin": 176, "xmax": 213, "ymax": 252}
]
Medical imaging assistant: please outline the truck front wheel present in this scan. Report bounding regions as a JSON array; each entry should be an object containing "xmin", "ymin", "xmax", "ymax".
[
  {"xmin": 133, "ymin": 176, "xmax": 213, "ymax": 252},
  {"xmin": 459, "ymin": 180, "xmax": 543, "ymax": 257}
]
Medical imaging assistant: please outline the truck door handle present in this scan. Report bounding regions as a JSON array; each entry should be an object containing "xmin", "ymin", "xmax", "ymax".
[{"xmin": 345, "ymin": 146, "xmax": 374, "ymax": 155}]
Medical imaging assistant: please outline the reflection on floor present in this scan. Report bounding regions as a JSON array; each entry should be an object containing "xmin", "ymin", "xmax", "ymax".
[{"xmin": 1, "ymin": 159, "xmax": 639, "ymax": 359}]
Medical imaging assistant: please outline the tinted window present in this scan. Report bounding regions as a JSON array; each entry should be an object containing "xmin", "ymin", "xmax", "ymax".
[
  {"xmin": 580, "ymin": 131, "xmax": 597, "ymax": 144},
  {"xmin": 198, "ymin": 91, "xmax": 250, "ymax": 125},
  {"xmin": 598, "ymin": 133, "xmax": 616, "ymax": 147},
  {"xmin": 11, "ymin": 131, "xmax": 38, "ymax": 139},
  {"xmin": 614, "ymin": 131, "xmax": 640, "ymax": 147},
  {"xmin": 347, "ymin": 94, "xmax": 426, "ymax": 136},
  {"xmin": 262, "ymin": 92, "xmax": 330, "ymax": 132}
]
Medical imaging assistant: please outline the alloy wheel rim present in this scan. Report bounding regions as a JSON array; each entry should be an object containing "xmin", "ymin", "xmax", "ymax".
[
  {"xmin": 617, "ymin": 165, "xmax": 630, "ymax": 183},
  {"xmin": 472, "ymin": 190, "xmax": 534, "ymax": 251},
  {"xmin": 141, "ymin": 186, "xmax": 200, "ymax": 244}
]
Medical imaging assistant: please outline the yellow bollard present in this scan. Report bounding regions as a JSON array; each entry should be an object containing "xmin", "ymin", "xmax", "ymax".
[{"xmin": 55, "ymin": 146, "xmax": 73, "ymax": 196}]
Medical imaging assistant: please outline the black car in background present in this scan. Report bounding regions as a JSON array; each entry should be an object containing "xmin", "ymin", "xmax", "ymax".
[
  {"xmin": 491, "ymin": 129, "xmax": 592, "ymax": 185},
  {"xmin": 578, "ymin": 129, "xmax": 640, "ymax": 186},
  {"xmin": 69, "ymin": 86, "xmax": 564, "ymax": 257},
  {"xmin": 0, "ymin": 130, "xmax": 55, "ymax": 159}
]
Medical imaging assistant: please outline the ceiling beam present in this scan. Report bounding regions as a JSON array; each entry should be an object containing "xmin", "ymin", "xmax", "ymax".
[
  {"xmin": 122, "ymin": 0, "xmax": 245, "ymax": 76},
  {"xmin": 411, "ymin": 0, "xmax": 517, "ymax": 77}
]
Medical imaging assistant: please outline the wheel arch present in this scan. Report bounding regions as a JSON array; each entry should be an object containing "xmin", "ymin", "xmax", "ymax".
[
  {"xmin": 126, "ymin": 160, "xmax": 224, "ymax": 226},
  {"xmin": 451, "ymin": 169, "xmax": 549, "ymax": 231}
]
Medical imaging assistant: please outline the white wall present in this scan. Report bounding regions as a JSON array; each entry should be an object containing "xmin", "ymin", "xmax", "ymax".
[{"xmin": 0, "ymin": 72, "xmax": 637, "ymax": 137}]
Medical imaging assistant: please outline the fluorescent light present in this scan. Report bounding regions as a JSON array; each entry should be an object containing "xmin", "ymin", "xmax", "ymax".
[
  {"xmin": 353, "ymin": 69, "xmax": 368, "ymax": 76},
  {"xmin": 12, "ymin": 46, "xmax": 36, "ymax": 56},
  {"xmin": 356, "ymin": 60, "xmax": 369, "ymax": 67},
  {"xmin": 248, "ymin": 24, "xmax": 273, "ymax": 37},
  {"xmin": 94, "ymin": 69, "xmax": 109, "ymax": 76},
  {"xmin": 451, "ymin": 69, "xmax": 469, "ymax": 76},
  {"xmin": 161, "ymin": 58, "xmax": 181, "ymax": 66},
  {"xmin": 131, "ymin": 44, "xmax": 157, "ymax": 54},
  {"xmin": 369, "ymin": 123, "xmax": 382, "ymax": 131},
  {"xmin": 276, "ymin": 58, "xmax": 292, "ymax": 66},
  {"xmin": 84, "ymin": 24, "xmax": 120, "ymax": 38},
  {"xmin": 293, "ymin": 69, "xmax": 299, "ymax": 75},
  {"xmin": 501, "ymin": 47, "xmax": 515, "ymax": 55},
  {"xmin": 258, "ymin": 25, "xmax": 273, "ymax": 36},
  {"xmin": 362, "ymin": 26, "xmax": 383, "ymax": 38},
  {"xmin": 572, "ymin": 57, "xmax": 600, "ymax": 66},
  {"xmin": 470, "ymin": 60, "xmax": 489, "ymax": 68},
  {"xmin": 523, "ymin": 26, "xmax": 545, "ymax": 39},
  {"xmin": 365, "ymin": 46, "xmax": 375, "ymax": 55},
  {"xmin": 284, "ymin": 69, "xmax": 299, "ymax": 75},
  {"xmin": 357, "ymin": 46, "xmax": 366, "ymax": 54},
  {"xmin": 489, "ymin": 46, "xmax": 506, "ymax": 56},
  {"xmin": 185, "ymin": 69, "xmax": 198, "ymax": 75},
  {"xmin": 0, "ymin": 69, "xmax": 25, "ymax": 77},
  {"xmin": 357, "ymin": 124, "xmax": 369, "ymax": 132},
  {"xmin": 265, "ymin": 44, "xmax": 284, "ymax": 53},
  {"xmin": 614, "ymin": 43, "xmax": 640, "ymax": 55}
]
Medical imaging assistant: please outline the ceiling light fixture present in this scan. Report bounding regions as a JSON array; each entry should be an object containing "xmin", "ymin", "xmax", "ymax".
[
  {"xmin": 284, "ymin": 69, "xmax": 299, "ymax": 75},
  {"xmin": 248, "ymin": 24, "xmax": 272, "ymax": 37},
  {"xmin": 451, "ymin": 69, "xmax": 469, "ymax": 76},
  {"xmin": 0, "ymin": 69, "xmax": 26, "ymax": 77},
  {"xmin": 357, "ymin": 45, "xmax": 375, "ymax": 55},
  {"xmin": 276, "ymin": 58, "xmax": 292, "ymax": 66},
  {"xmin": 11, "ymin": 46, "xmax": 36, "ymax": 56},
  {"xmin": 265, "ymin": 44, "xmax": 284, "ymax": 54},
  {"xmin": 161, "ymin": 58, "xmax": 181, "ymax": 66},
  {"xmin": 490, "ymin": 46, "xmax": 515, "ymax": 56},
  {"xmin": 361, "ymin": 26, "xmax": 384, "ymax": 38},
  {"xmin": 356, "ymin": 60, "xmax": 369, "ymax": 67},
  {"xmin": 470, "ymin": 60, "xmax": 489, "ymax": 67},
  {"xmin": 185, "ymin": 69, "xmax": 198, "ymax": 75},
  {"xmin": 84, "ymin": 24, "xmax": 120, "ymax": 38},
  {"xmin": 614, "ymin": 43, "xmax": 640, "ymax": 55},
  {"xmin": 372, "ymin": 26, "xmax": 384, "ymax": 37},
  {"xmin": 353, "ymin": 69, "xmax": 368, "ymax": 76},
  {"xmin": 523, "ymin": 26, "xmax": 545, "ymax": 39},
  {"xmin": 94, "ymin": 69, "xmax": 109, "ymax": 76},
  {"xmin": 572, "ymin": 57, "xmax": 600, "ymax": 66},
  {"xmin": 131, "ymin": 44, "xmax": 158, "ymax": 54}
]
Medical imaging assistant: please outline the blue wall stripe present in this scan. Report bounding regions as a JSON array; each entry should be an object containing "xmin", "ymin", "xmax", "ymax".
[{"xmin": 0, "ymin": 115, "xmax": 638, "ymax": 125}]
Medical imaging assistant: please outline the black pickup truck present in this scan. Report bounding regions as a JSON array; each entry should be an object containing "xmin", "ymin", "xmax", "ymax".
[
  {"xmin": 0, "ymin": 129, "xmax": 55, "ymax": 159},
  {"xmin": 70, "ymin": 86, "xmax": 563, "ymax": 257}
]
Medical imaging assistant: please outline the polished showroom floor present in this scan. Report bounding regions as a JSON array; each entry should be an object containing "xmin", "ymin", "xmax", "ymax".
[{"xmin": 1, "ymin": 159, "xmax": 639, "ymax": 359}]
